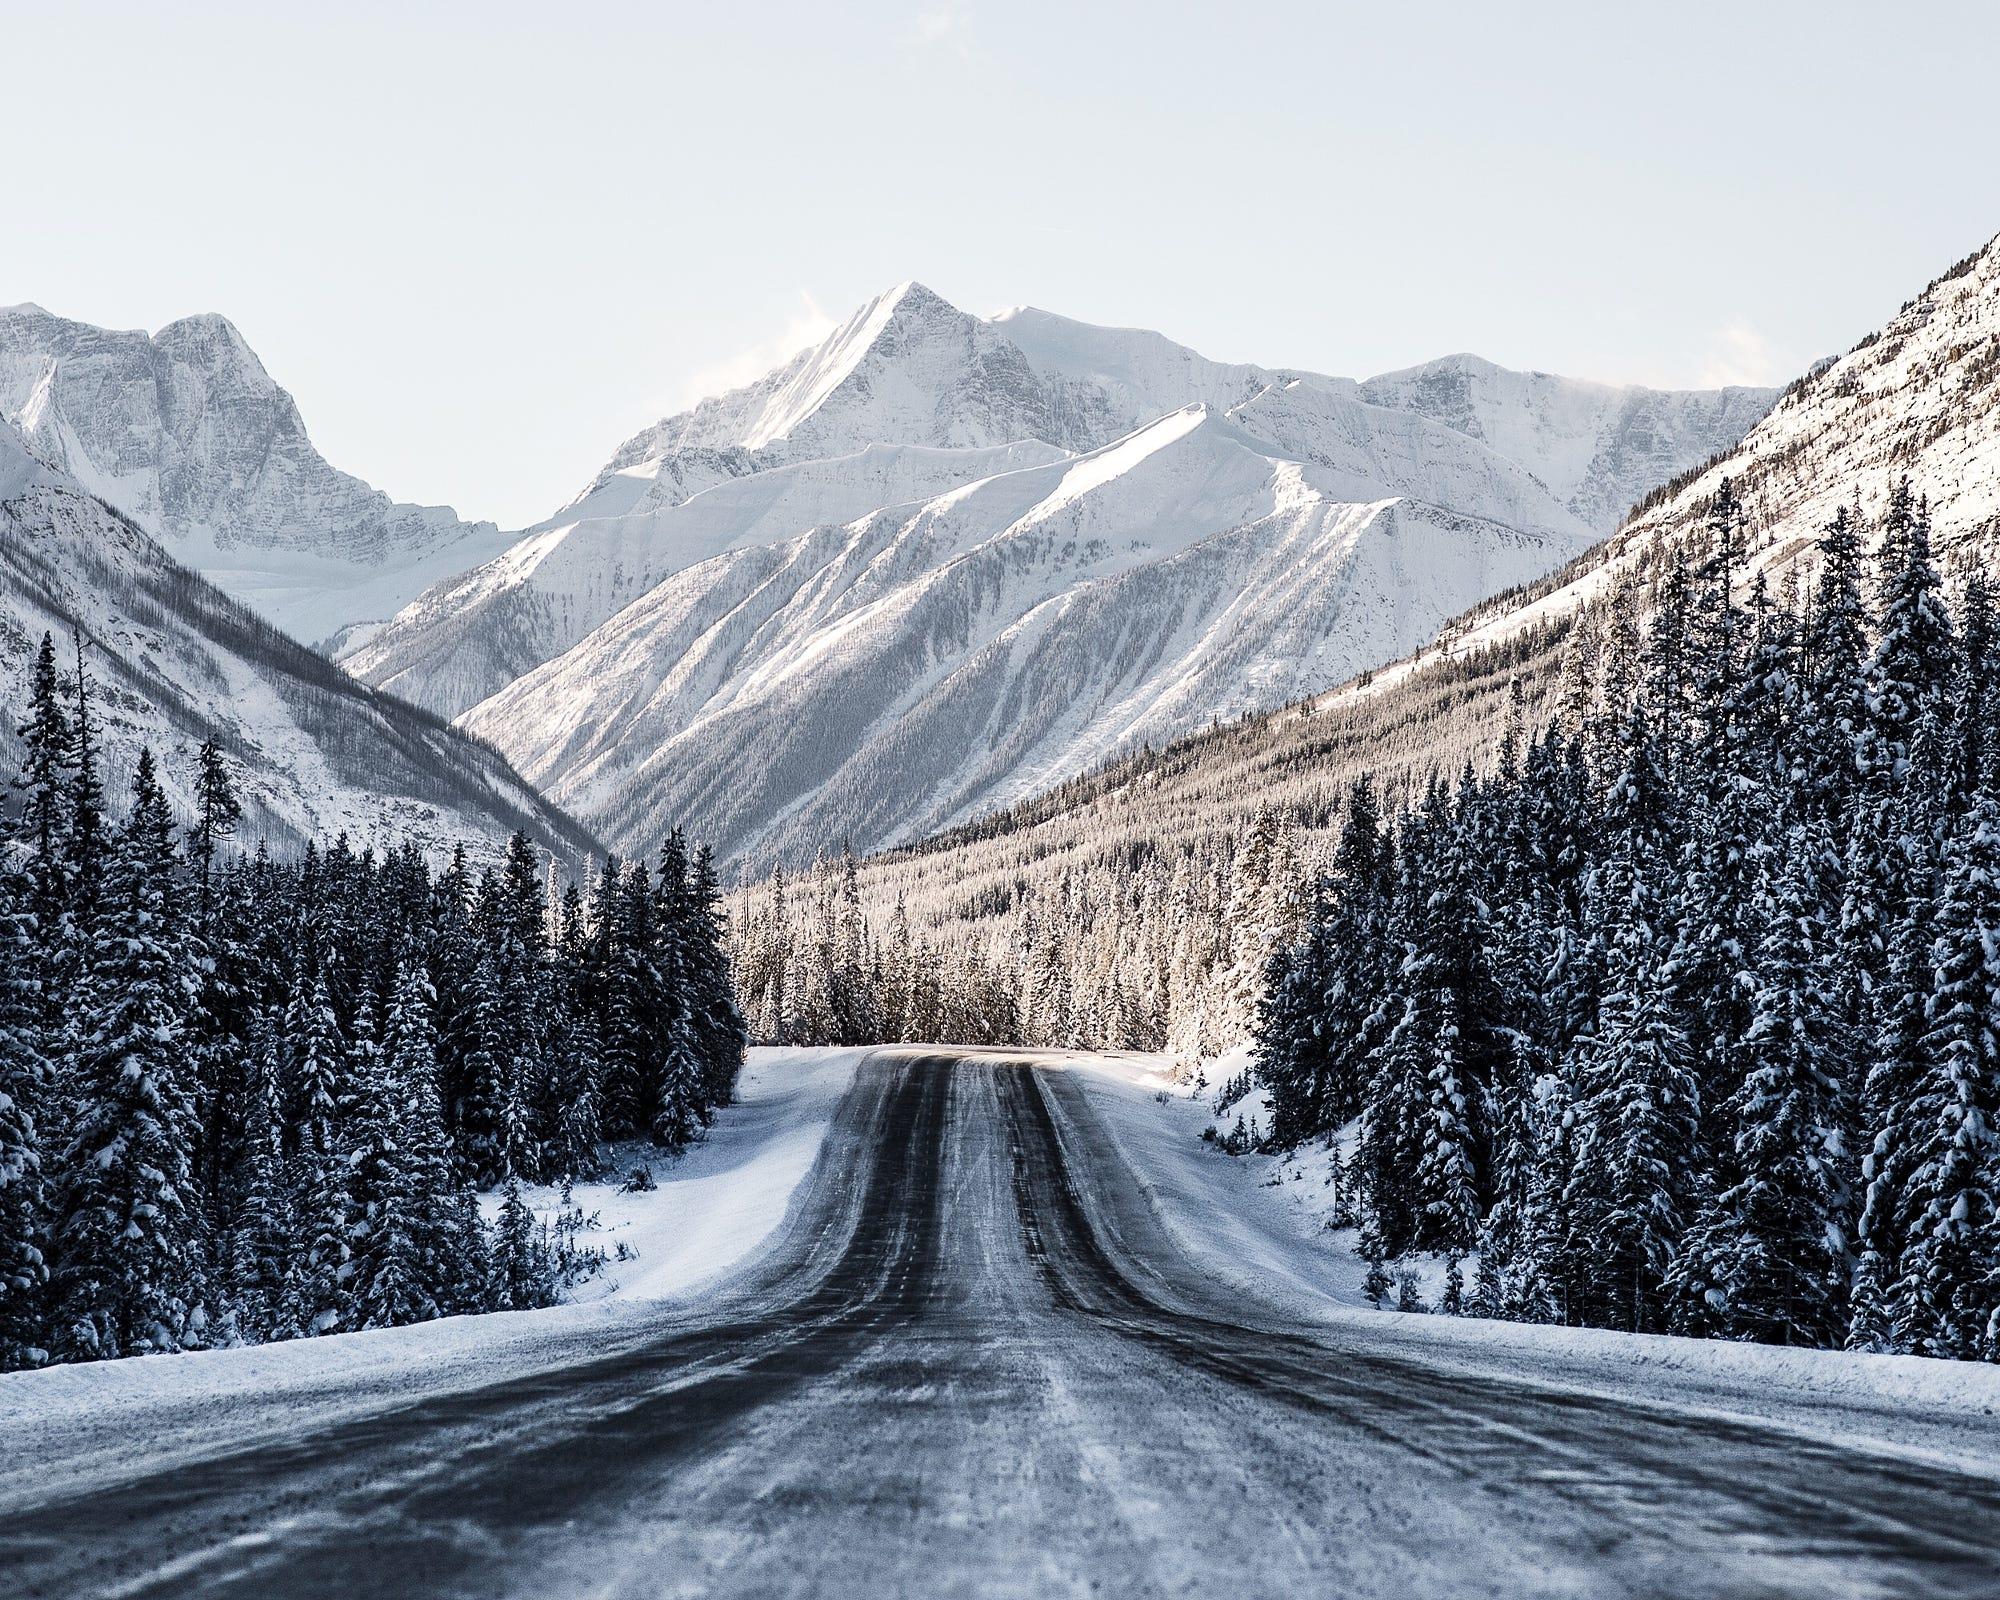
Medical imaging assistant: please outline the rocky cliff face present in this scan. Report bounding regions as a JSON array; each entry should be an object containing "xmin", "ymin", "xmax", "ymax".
[{"xmin": 0, "ymin": 303, "xmax": 512, "ymax": 649}]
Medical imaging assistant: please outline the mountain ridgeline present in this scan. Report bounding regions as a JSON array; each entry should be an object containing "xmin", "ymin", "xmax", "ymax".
[
  {"xmin": 0, "ymin": 304, "xmax": 514, "ymax": 651},
  {"xmin": 347, "ymin": 282, "xmax": 1773, "ymax": 871},
  {"xmin": 0, "ymin": 416, "xmax": 595, "ymax": 867}
]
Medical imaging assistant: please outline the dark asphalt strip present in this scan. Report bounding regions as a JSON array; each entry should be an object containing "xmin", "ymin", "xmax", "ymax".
[{"xmin": 999, "ymin": 1061, "xmax": 2000, "ymax": 1595}]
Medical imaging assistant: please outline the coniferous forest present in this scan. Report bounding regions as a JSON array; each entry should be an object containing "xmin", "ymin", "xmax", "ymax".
[
  {"xmin": 1258, "ymin": 481, "xmax": 2000, "ymax": 1360},
  {"xmin": 0, "ymin": 634, "xmax": 744, "ymax": 1371}
]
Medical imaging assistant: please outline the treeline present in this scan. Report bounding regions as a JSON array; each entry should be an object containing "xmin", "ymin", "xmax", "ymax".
[
  {"xmin": 729, "ymin": 840, "xmax": 1304, "ymax": 1057},
  {"xmin": 0, "ymin": 635, "xmax": 744, "ymax": 1371},
  {"xmin": 1258, "ymin": 481, "xmax": 2000, "ymax": 1360}
]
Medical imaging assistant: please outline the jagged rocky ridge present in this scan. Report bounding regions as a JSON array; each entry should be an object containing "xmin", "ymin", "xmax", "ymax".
[
  {"xmin": 0, "ymin": 416, "xmax": 595, "ymax": 866},
  {"xmin": 0, "ymin": 303, "xmax": 515, "ymax": 651},
  {"xmin": 348, "ymin": 282, "xmax": 1774, "ymax": 869}
]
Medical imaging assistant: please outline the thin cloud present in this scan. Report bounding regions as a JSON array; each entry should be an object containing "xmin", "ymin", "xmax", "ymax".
[
  {"xmin": 911, "ymin": 3, "xmax": 973, "ymax": 57},
  {"xmin": 1699, "ymin": 321, "xmax": 1787, "ymax": 388},
  {"xmin": 679, "ymin": 292, "xmax": 839, "ymax": 406}
]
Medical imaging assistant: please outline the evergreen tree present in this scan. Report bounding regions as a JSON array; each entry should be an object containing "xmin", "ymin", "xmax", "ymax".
[
  {"xmin": 47, "ymin": 751, "xmax": 197, "ymax": 1359},
  {"xmin": 1671, "ymin": 822, "xmax": 1849, "ymax": 1344},
  {"xmin": 1895, "ymin": 798, "xmax": 2000, "ymax": 1357},
  {"xmin": 0, "ymin": 835, "xmax": 46, "ymax": 1368}
]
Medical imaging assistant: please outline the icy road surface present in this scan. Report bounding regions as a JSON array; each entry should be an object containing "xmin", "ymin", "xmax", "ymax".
[{"xmin": 5, "ymin": 1052, "xmax": 2000, "ymax": 1598}]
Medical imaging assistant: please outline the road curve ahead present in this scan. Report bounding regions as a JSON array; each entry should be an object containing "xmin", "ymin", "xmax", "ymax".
[{"xmin": 5, "ymin": 1052, "xmax": 2000, "ymax": 1599}]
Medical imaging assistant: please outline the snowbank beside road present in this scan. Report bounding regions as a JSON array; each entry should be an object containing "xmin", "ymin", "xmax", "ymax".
[
  {"xmin": 1060, "ymin": 1050, "xmax": 2000, "ymax": 1475},
  {"xmin": 0, "ymin": 1046, "xmax": 864, "ymax": 1511},
  {"xmin": 502, "ymin": 1045, "xmax": 860, "ymax": 1304}
]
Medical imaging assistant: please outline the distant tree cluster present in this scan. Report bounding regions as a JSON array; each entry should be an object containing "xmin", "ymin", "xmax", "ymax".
[
  {"xmin": 1258, "ymin": 482, "xmax": 2000, "ymax": 1360},
  {"xmin": 729, "ymin": 836, "xmax": 1309, "ymax": 1058},
  {"xmin": 0, "ymin": 636, "xmax": 744, "ymax": 1371},
  {"xmin": 753, "ymin": 630, "xmax": 1565, "ymax": 1071}
]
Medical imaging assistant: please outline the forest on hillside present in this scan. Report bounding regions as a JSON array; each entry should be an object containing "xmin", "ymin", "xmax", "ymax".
[
  {"xmin": 0, "ymin": 635, "xmax": 744, "ymax": 1371},
  {"xmin": 1259, "ymin": 481, "xmax": 2000, "ymax": 1359}
]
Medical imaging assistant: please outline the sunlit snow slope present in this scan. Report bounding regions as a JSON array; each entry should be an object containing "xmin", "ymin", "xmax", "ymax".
[{"xmin": 350, "ymin": 282, "xmax": 1775, "ymax": 869}]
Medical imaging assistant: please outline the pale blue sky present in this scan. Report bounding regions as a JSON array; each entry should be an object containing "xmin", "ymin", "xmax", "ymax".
[{"xmin": 5, "ymin": 1, "xmax": 1997, "ymax": 528}]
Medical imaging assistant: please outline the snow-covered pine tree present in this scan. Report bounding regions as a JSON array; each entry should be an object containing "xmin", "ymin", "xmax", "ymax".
[
  {"xmin": 48, "ymin": 750, "xmax": 198, "ymax": 1360},
  {"xmin": 381, "ymin": 958, "xmax": 488, "ymax": 1316},
  {"xmin": 1894, "ymin": 795, "xmax": 2000, "ymax": 1358},
  {"xmin": 488, "ymin": 1178, "xmax": 552, "ymax": 1312},
  {"xmin": 226, "ymin": 1009, "xmax": 295, "ymax": 1343},
  {"xmin": 688, "ymin": 843, "xmax": 746, "ymax": 1111},
  {"xmin": 13, "ymin": 634, "xmax": 71, "ymax": 951},
  {"xmin": 1846, "ymin": 483, "xmax": 1957, "ymax": 1351},
  {"xmin": 1259, "ymin": 776, "xmax": 1388, "ymax": 1147},
  {"xmin": 1798, "ymin": 505, "xmax": 1869, "ymax": 834},
  {"xmin": 1562, "ymin": 704, "xmax": 1699, "ymax": 1333},
  {"xmin": 1670, "ymin": 820, "xmax": 1849, "ymax": 1344},
  {"xmin": 283, "ymin": 950, "xmax": 351, "ymax": 1335},
  {"xmin": 645, "ymin": 832, "xmax": 704, "ymax": 1148},
  {"xmin": 0, "ymin": 824, "xmax": 46, "ymax": 1369}
]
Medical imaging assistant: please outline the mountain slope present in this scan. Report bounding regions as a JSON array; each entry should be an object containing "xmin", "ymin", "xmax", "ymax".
[
  {"xmin": 0, "ymin": 303, "xmax": 515, "ymax": 650},
  {"xmin": 349, "ymin": 281, "xmax": 1776, "ymax": 868},
  {"xmin": 463, "ymin": 398, "xmax": 1594, "ymax": 867},
  {"xmin": 832, "ymin": 230, "xmax": 2000, "ymax": 1028},
  {"xmin": 1357, "ymin": 353, "xmax": 1779, "ymax": 532},
  {"xmin": 0, "ymin": 417, "xmax": 595, "ymax": 865}
]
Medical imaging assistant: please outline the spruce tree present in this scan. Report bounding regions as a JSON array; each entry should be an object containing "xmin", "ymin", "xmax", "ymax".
[
  {"xmin": 1671, "ymin": 822, "xmax": 1848, "ymax": 1344},
  {"xmin": 0, "ymin": 837, "xmax": 46, "ymax": 1369},
  {"xmin": 1895, "ymin": 797, "xmax": 2000, "ymax": 1358},
  {"xmin": 48, "ymin": 751, "xmax": 197, "ymax": 1359}
]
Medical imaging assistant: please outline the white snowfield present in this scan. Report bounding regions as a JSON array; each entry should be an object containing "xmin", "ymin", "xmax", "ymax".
[
  {"xmin": 345, "ymin": 282, "xmax": 1775, "ymax": 869},
  {"xmin": 0, "ymin": 1047, "xmax": 864, "ymax": 1508}
]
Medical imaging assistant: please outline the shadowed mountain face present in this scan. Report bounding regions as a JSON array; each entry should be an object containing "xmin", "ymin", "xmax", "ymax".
[
  {"xmin": 0, "ymin": 416, "xmax": 595, "ymax": 867},
  {"xmin": 349, "ymin": 282, "xmax": 1774, "ymax": 869}
]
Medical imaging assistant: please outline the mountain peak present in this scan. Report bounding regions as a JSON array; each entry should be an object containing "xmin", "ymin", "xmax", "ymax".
[
  {"xmin": 876, "ymin": 278, "xmax": 952, "ymax": 313},
  {"xmin": 151, "ymin": 312, "xmax": 269, "ymax": 379}
]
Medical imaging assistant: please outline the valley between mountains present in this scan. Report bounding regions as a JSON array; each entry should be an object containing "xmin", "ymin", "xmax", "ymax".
[{"xmin": 9, "ymin": 224, "xmax": 2000, "ymax": 1600}]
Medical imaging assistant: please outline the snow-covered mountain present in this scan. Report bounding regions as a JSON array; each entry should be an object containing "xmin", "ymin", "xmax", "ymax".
[
  {"xmin": 0, "ymin": 303, "xmax": 515, "ymax": 651},
  {"xmin": 0, "ymin": 415, "xmax": 595, "ymax": 866},
  {"xmin": 825, "ymin": 230, "xmax": 2000, "ymax": 1027},
  {"xmin": 346, "ymin": 282, "xmax": 1775, "ymax": 868},
  {"xmin": 1356, "ymin": 354, "xmax": 1777, "ymax": 533},
  {"xmin": 1353, "ymin": 232, "xmax": 2000, "ymax": 701}
]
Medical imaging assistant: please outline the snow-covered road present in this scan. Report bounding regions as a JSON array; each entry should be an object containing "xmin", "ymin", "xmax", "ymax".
[{"xmin": 4, "ymin": 1050, "xmax": 1999, "ymax": 1598}]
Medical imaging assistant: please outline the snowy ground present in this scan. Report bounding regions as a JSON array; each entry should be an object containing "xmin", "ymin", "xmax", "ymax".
[
  {"xmin": 1062, "ymin": 1049, "xmax": 2000, "ymax": 1474},
  {"xmin": 0, "ymin": 1046, "xmax": 863, "ymax": 1509},
  {"xmin": 488, "ymin": 1046, "xmax": 859, "ymax": 1303}
]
